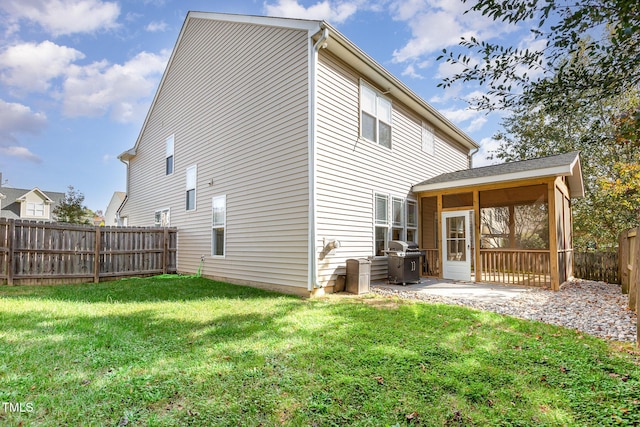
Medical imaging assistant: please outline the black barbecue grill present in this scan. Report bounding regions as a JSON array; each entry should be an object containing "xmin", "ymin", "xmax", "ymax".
[{"xmin": 386, "ymin": 240, "xmax": 425, "ymax": 285}]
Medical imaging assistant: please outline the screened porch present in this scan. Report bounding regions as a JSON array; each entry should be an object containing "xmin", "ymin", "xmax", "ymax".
[{"xmin": 413, "ymin": 152, "xmax": 583, "ymax": 291}]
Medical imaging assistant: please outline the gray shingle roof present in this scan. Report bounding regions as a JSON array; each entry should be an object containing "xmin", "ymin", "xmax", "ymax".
[{"xmin": 413, "ymin": 151, "xmax": 584, "ymax": 197}]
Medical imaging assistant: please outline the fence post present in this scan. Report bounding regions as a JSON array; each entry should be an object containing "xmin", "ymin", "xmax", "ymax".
[
  {"xmin": 94, "ymin": 226, "xmax": 101, "ymax": 283},
  {"xmin": 162, "ymin": 228, "xmax": 168, "ymax": 275},
  {"xmin": 620, "ymin": 231, "xmax": 630, "ymax": 294},
  {"xmin": 7, "ymin": 219, "xmax": 14, "ymax": 286},
  {"xmin": 634, "ymin": 227, "xmax": 640, "ymax": 346},
  {"xmin": 630, "ymin": 228, "xmax": 638, "ymax": 312}
]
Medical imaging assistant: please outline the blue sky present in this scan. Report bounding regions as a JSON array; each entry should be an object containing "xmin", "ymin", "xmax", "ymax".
[{"xmin": 0, "ymin": 0, "xmax": 536, "ymax": 212}]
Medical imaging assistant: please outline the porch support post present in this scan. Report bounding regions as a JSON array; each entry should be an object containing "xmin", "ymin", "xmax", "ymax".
[
  {"xmin": 437, "ymin": 194, "xmax": 443, "ymax": 279},
  {"xmin": 473, "ymin": 190, "xmax": 481, "ymax": 283},
  {"xmin": 548, "ymin": 180, "xmax": 560, "ymax": 291},
  {"xmin": 508, "ymin": 205, "xmax": 516, "ymax": 248}
]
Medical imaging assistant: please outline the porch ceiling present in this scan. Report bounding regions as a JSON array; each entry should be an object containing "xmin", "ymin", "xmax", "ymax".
[{"xmin": 413, "ymin": 151, "xmax": 584, "ymax": 198}]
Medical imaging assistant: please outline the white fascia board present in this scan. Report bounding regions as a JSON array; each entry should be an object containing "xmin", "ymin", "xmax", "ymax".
[{"xmin": 189, "ymin": 11, "xmax": 321, "ymax": 32}]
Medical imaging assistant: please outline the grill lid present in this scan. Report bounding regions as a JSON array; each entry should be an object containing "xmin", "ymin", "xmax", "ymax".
[{"xmin": 388, "ymin": 240, "xmax": 420, "ymax": 253}]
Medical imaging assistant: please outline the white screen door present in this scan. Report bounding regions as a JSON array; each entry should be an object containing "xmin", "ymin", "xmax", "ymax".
[{"xmin": 442, "ymin": 211, "xmax": 471, "ymax": 281}]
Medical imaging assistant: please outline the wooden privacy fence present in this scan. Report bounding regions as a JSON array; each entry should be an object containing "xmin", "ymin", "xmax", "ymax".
[
  {"xmin": 618, "ymin": 226, "xmax": 639, "ymax": 345},
  {"xmin": 620, "ymin": 227, "xmax": 640, "ymax": 310},
  {"xmin": 574, "ymin": 251, "xmax": 619, "ymax": 284},
  {"xmin": 0, "ymin": 219, "xmax": 177, "ymax": 285}
]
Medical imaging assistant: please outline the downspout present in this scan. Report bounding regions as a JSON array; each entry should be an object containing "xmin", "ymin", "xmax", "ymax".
[
  {"xmin": 118, "ymin": 149, "xmax": 135, "ymax": 224},
  {"xmin": 308, "ymin": 27, "xmax": 329, "ymax": 292},
  {"xmin": 468, "ymin": 147, "xmax": 480, "ymax": 169}
]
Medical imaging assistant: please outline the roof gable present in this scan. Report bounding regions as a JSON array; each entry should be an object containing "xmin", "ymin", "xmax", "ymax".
[
  {"xmin": 15, "ymin": 187, "xmax": 55, "ymax": 203},
  {"xmin": 413, "ymin": 152, "xmax": 584, "ymax": 198}
]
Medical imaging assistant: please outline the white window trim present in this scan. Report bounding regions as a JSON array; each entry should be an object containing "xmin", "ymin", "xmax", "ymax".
[
  {"xmin": 26, "ymin": 201, "xmax": 45, "ymax": 217},
  {"xmin": 186, "ymin": 165, "xmax": 197, "ymax": 211},
  {"xmin": 154, "ymin": 208, "xmax": 171, "ymax": 227},
  {"xmin": 374, "ymin": 192, "xmax": 389, "ymax": 257},
  {"xmin": 406, "ymin": 199, "xmax": 418, "ymax": 243},
  {"xmin": 166, "ymin": 134, "xmax": 175, "ymax": 175},
  {"xmin": 421, "ymin": 122, "xmax": 435, "ymax": 155},
  {"xmin": 374, "ymin": 193, "xmax": 419, "ymax": 255},
  {"xmin": 360, "ymin": 80, "xmax": 393, "ymax": 149},
  {"xmin": 211, "ymin": 195, "xmax": 226, "ymax": 258}
]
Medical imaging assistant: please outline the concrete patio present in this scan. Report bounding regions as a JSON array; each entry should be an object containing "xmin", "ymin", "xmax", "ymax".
[{"xmin": 372, "ymin": 278, "xmax": 538, "ymax": 304}]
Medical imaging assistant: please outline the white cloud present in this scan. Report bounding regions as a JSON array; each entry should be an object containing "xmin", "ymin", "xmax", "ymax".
[
  {"xmin": 389, "ymin": 0, "xmax": 519, "ymax": 63},
  {"xmin": 0, "ymin": 100, "xmax": 45, "ymax": 162},
  {"xmin": 0, "ymin": 41, "xmax": 84, "ymax": 92},
  {"xmin": 0, "ymin": 146, "xmax": 41, "ymax": 162},
  {"xmin": 146, "ymin": 21, "xmax": 168, "ymax": 32},
  {"xmin": 0, "ymin": 0, "xmax": 120, "ymax": 36},
  {"xmin": 472, "ymin": 136, "xmax": 503, "ymax": 167},
  {"xmin": 0, "ymin": 99, "xmax": 47, "ymax": 144},
  {"xmin": 401, "ymin": 64, "xmax": 423, "ymax": 79},
  {"xmin": 62, "ymin": 50, "xmax": 170, "ymax": 122},
  {"xmin": 264, "ymin": 0, "xmax": 360, "ymax": 23}
]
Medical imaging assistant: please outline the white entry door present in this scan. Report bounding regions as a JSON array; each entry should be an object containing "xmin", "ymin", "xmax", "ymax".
[{"xmin": 441, "ymin": 211, "xmax": 471, "ymax": 281}]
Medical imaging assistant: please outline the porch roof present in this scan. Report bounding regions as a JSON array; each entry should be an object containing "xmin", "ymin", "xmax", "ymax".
[{"xmin": 413, "ymin": 151, "xmax": 584, "ymax": 198}]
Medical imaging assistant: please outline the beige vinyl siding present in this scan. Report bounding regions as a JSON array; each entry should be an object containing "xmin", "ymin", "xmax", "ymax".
[
  {"xmin": 121, "ymin": 18, "xmax": 311, "ymax": 292},
  {"xmin": 315, "ymin": 50, "xmax": 468, "ymax": 285}
]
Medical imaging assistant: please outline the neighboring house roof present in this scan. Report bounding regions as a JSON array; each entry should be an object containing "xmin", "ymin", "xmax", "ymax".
[
  {"xmin": 15, "ymin": 187, "xmax": 55, "ymax": 203},
  {"xmin": 413, "ymin": 151, "xmax": 584, "ymax": 198},
  {"xmin": 0, "ymin": 187, "xmax": 66, "ymax": 220},
  {"xmin": 119, "ymin": 11, "xmax": 477, "ymax": 163}
]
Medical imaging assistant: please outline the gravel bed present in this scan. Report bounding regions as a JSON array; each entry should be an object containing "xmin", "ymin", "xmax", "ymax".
[{"xmin": 372, "ymin": 279, "xmax": 637, "ymax": 342}]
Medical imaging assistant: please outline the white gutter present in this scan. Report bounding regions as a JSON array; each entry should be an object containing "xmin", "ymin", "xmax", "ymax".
[{"xmin": 308, "ymin": 27, "xmax": 329, "ymax": 292}]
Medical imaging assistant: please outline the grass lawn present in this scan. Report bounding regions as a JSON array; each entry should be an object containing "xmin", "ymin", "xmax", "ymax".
[{"xmin": 1, "ymin": 276, "xmax": 639, "ymax": 426}]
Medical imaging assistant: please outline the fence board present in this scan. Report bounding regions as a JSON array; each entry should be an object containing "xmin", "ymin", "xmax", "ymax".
[
  {"xmin": 573, "ymin": 251, "xmax": 619, "ymax": 284},
  {"xmin": 0, "ymin": 219, "xmax": 177, "ymax": 285}
]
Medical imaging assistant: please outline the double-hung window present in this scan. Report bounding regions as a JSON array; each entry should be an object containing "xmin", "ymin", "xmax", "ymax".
[
  {"xmin": 212, "ymin": 196, "xmax": 226, "ymax": 256},
  {"xmin": 374, "ymin": 193, "xmax": 389, "ymax": 256},
  {"xmin": 27, "ymin": 202, "xmax": 45, "ymax": 217},
  {"xmin": 166, "ymin": 135, "xmax": 174, "ymax": 175},
  {"xmin": 186, "ymin": 165, "xmax": 197, "ymax": 211},
  {"xmin": 375, "ymin": 194, "xmax": 418, "ymax": 255},
  {"xmin": 361, "ymin": 83, "xmax": 392, "ymax": 148},
  {"xmin": 421, "ymin": 123, "xmax": 435, "ymax": 155},
  {"xmin": 154, "ymin": 208, "xmax": 170, "ymax": 227},
  {"xmin": 392, "ymin": 197, "xmax": 405, "ymax": 241},
  {"xmin": 406, "ymin": 200, "xmax": 418, "ymax": 243}
]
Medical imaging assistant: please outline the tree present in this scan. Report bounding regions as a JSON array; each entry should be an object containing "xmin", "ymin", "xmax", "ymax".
[
  {"xmin": 53, "ymin": 186, "xmax": 90, "ymax": 224},
  {"xmin": 438, "ymin": 0, "xmax": 640, "ymax": 116},
  {"xmin": 489, "ymin": 89, "xmax": 640, "ymax": 249}
]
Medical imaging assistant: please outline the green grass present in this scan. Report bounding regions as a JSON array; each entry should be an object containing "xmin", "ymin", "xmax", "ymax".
[{"xmin": 1, "ymin": 276, "xmax": 639, "ymax": 426}]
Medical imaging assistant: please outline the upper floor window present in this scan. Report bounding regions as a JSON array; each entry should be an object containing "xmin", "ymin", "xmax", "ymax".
[
  {"xmin": 360, "ymin": 82, "xmax": 392, "ymax": 149},
  {"xmin": 27, "ymin": 202, "xmax": 45, "ymax": 217},
  {"xmin": 422, "ymin": 123, "xmax": 435, "ymax": 155},
  {"xmin": 166, "ymin": 135, "xmax": 174, "ymax": 175},
  {"xmin": 186, "ymin": 165, "xmax": 197, "ymax": 211}
]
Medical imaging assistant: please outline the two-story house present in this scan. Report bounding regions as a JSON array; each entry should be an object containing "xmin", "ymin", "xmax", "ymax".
[
  {"xmin": 0, "ymin": 178, "xmax": 65, "ymax": 222},
  {"xmin": 118, "ymin": 12, "xmax": 582, "ymax": 295}
]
